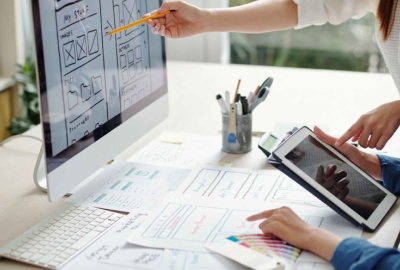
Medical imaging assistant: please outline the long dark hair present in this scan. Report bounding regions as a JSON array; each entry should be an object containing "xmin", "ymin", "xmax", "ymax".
[{"xmin": 378, "ymin": 0, "xmax": 399, "ymax": 40}]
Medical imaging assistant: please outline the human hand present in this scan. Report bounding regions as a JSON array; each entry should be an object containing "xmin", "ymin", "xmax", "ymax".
[
  {"xmin": 314, "ymin": 126, "xmax": 382, "ymax": 180},
  {"xmin": 247, "ymin": 207, "xmax": 342, "ymax": 261},
  {"xmin": 143, "ymin": 1, "xmax": 208, "ymax": 38},
  {"xmin": 335, "ymin": 101, "xmax": 400, "ymax": 150},
  {"xmin": 316, "ymin": 165, "xmax": 349, "ymax": 201}
]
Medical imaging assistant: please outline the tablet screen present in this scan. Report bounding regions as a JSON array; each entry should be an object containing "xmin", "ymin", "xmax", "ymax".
[{"xmin": 285, "ymin": 135, "xmax": 387, "ymax": 219}]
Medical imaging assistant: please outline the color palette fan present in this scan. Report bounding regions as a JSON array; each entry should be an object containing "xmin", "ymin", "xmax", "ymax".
[{"xmin": 226, "ymin": 234, "xmax": 302, "ymax": 268}]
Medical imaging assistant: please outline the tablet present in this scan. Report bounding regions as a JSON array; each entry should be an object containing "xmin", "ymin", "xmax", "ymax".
[{"xmin": 272, "ymin": 126, "xmax": 397, "ymax": 231}]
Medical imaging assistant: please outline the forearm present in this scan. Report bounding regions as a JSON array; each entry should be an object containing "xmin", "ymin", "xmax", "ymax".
[
  {"xmin": 359, "ymin": 152, "xmax": 382, "ymax": 181},
  {"xmin": 306, "ymin": 228, "xmax": 342, "ymax": 261},
  {"xmin": 205, "ymin": 0, "xmax": 298, "ymax": 33}
]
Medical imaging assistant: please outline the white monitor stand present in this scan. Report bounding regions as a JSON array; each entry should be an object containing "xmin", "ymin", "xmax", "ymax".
[{"xmin": 34, "ymin": 145, "xmax": 47, "ymax": 192}]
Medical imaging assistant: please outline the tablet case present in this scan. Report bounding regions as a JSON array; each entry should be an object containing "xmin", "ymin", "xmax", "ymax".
[{"xmin": 267, "ymin": 153, "xmax": 370, "ymax": 231}]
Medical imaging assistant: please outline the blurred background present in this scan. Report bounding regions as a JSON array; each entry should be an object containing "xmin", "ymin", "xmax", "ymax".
[{"xmin": 0, "ymin": 0, "xmax": 386, "ymax": 142}]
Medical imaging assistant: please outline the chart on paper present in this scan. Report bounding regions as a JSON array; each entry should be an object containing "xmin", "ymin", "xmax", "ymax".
[
  {"xmin": 177, "ymin": 165, "xmax": 325, "ymax": 207},
  {"xmin": 48, "ymin": 0, "xmax": 158, "ymax": 153},
  {"xmin": 67, "ymin": 161, "xmax": 191, "ymax": 212},
  {"xmin": 127, "ymin": 195, "xmax": 362, "ymax": 252}
]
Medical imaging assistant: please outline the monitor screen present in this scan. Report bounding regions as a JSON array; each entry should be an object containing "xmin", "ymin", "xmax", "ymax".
[
  {"xmin": 33, "ymin": 0, "xmax": 167, "ymax": 173},
  {"xmin": 285, "ymin": 135, "xmax": 387, "ymax": 219}
]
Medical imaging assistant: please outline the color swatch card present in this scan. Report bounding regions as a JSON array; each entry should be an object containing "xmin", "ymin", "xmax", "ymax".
[
  {"xmin": 205, "ymin": 236, "xmax": 285, "ymax": 270},
  {"xmin": 226, "ymin": 235, "xmax": 301, "ymax": 269}
]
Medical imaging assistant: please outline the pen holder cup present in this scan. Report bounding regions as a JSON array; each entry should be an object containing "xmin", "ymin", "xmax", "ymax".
[{"xmin": 222, "ymin": 113, "xmax": 253, "ymax": 154}]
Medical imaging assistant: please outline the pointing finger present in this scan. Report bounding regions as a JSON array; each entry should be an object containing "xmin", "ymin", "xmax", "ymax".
[
  {"xmin": 314, "ymin": 126, "xmax": 337, "ymax": 146},
  {"xmin": 336, "ymin": 121, "xmax": 363, "ymax": 147},
  {"xmin": 247, "ymin": 209, "xmax": 277, "ymax": 221}
]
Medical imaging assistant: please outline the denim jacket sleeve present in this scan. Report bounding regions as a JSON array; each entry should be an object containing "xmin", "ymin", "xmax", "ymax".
[
  {"xmin": 331, "ymin": 238, "xmax": 400, "ymax": 270},
  {"xmin": 377, "ymin": 155, "xmax": 400, "ymax": 195}
]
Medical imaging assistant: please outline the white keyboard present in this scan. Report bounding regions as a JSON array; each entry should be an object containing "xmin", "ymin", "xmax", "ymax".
[{"xmin": 0, "ymin": 204, "xmax": 124, "ymax": 269}]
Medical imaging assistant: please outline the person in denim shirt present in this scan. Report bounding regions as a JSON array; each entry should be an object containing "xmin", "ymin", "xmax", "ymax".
[{"xmin": 248, "ymin": 126, "xmax": 400, "ymax": 270}]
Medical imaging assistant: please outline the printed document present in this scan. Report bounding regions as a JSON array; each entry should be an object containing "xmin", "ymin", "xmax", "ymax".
[
  {"xmin": 64, "ymin": 211, "xmax": 164, "ymax": 270},
  {"xmin": 129, "ymin": 132, "xmax": 226, "ymax": 168},
  {"xmin": 176, "ymin": 165, "xmax": 326, "ymax": 207},
  {"xmin": 127, "ymin": 195, "xmax": 362, "ymax": 253},
  {"xmin": 67, "ymin": 160, "xmax": 190, "ymax": 212}
]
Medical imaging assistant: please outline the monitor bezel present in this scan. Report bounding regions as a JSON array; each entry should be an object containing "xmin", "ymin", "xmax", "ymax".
[{"xmin": 32, "ymin": 0, "xmax": 169, "ymax": 202}]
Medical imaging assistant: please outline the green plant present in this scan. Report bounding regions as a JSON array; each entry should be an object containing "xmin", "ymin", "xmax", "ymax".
[{"xmin": 8, "ymin": 57, "xmax": 40, "ymax": 135}]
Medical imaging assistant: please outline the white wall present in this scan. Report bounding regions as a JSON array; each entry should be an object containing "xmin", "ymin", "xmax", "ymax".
[{"xmin": 165, "ymin": 0, "xmax": 230, "ymax": 63}]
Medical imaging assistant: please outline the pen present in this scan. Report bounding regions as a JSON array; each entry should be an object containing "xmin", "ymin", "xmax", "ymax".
[
  {"xmin": 106, "ymin": 10, "xmax": 171, "ymax": 36},
  {"xmin": 216, "ymin": 94, "xmax": 229, "ymax": 114}
]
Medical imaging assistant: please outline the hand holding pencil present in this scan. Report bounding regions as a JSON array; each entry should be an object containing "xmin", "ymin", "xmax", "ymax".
[{"xmin": 142, "ymin": 2, "xmax": 207, "ymax": 38}]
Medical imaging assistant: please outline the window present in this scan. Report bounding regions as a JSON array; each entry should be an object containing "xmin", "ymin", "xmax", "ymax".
[{"xmin": 230, "ymin": 0, "xmax": 386, "ymax": 73}]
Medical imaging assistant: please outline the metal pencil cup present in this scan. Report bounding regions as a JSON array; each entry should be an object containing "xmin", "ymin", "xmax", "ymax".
[{"xmin": 222, "ymin": 113, "xmax": 252, "ymax": 154}]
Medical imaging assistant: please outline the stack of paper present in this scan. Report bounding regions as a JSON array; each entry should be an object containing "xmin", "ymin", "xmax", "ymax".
[{"xmin": 64, "ymin": 133, "xmax": 363, "ymax": 270}]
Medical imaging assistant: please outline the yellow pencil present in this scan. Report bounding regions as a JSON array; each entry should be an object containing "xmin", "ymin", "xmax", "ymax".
[{"xmin": 106, "ymin": 10, "xmax": 171, "ymax": 36}]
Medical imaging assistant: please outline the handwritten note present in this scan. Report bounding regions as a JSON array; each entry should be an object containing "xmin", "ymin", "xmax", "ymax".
[{"xmin": 63, "ymin": 211, "xmax": 164, "ymax": 270}]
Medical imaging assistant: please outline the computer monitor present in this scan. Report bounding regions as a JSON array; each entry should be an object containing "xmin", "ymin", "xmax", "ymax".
[{"xmin": 32, "ymin": 0, "xmax": 168, "ymax": 202}]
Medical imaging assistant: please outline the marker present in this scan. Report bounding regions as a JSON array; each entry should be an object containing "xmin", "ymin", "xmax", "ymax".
[
  {"xmin": 241, "ymin": 97, "xmax": 249, "ymax": 115},
  {"xmin": 216, "ymin": 94, "xmax": 229, "ymax": 114},
  {"xmin": 236, "ymin": 100, "xmax": 243, "ymax": 116},
  {"xmin": 236, "ymin": 94, "xmax": 241, "ymax": 103}
]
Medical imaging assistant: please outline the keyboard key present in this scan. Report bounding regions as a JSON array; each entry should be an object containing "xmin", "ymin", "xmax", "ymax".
[
  {"xmin": 86, "ymin": 225, "xmax": 95, "ymax": 230},
  {"xmin": 29, "ymin": 253, "xmax": 44, "ymax": 262},
  {"xmin": 20, "ymin": 251, "xmax": 33, "ymax": 259},
  {"xmin": 70, "ymin": 231, "xmax": 100, "ymax": 250},
  {"xmin": 38, "ymin": 253, "xmax": 56, "ymax": 265},
  {"xmin": 10, "ymin": 251, "xmax": 22, "ymax": 257},
  {"xmin": 99, "ymin": 212, "xmax": 113, "ymax": 220},
  {"xmin": 64, "ymin": 249, "xmax": 76, "ymax": 255},
  {"xmin": 77, "ymin": 205, "xmax": 88, "ymax": 211},
  {"xmin": 29, "ymin": 248, "xmax": 39, "ymax": 253},
  {"xmin": 93, "ymin": 209, "xmax": 105, "ymax": 216},
  {"xmin": 1, "ymin": 205, "xmax": 120, "ymax": 270},
  {"xmin": 48, "ymin": 261, "xmax": 61, "ymax": 268},
  {"xmin": 94, "ymin": 227, "xmax": 107, "ymax": 232},
  {"xmin": 16, "ymin": 247, "xmax": 28, "ymax": 253}
]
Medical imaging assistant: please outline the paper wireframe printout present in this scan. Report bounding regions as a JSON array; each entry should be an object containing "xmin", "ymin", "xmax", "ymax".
[
  {"xmin": 67, "ymin": 160, "xmax": 190, "ymax": 212},
  {"xmin": 127, "ymin": 195, "xmax": 362, "ymax": 253}
]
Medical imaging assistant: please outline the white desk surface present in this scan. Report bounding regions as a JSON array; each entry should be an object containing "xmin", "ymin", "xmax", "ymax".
[{"xmin": 1, "ymin": 61, "xmax": 400, "ymax": 269}]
